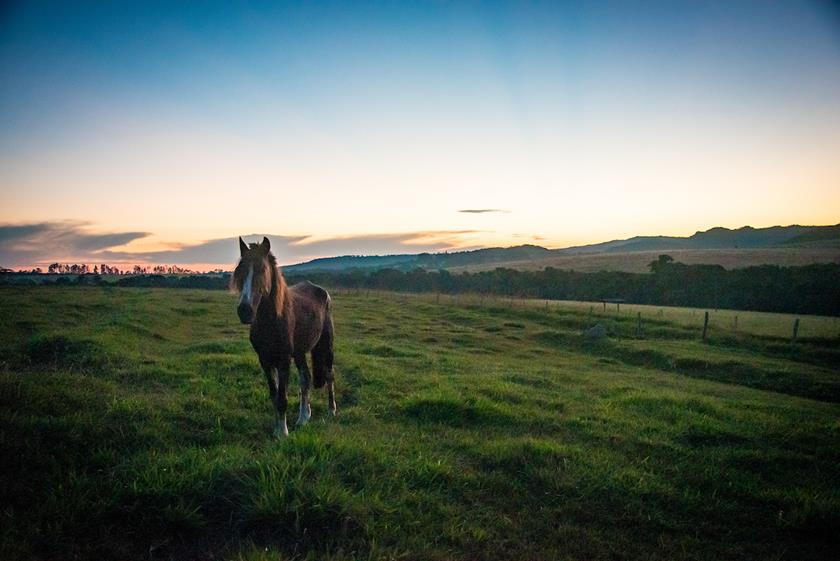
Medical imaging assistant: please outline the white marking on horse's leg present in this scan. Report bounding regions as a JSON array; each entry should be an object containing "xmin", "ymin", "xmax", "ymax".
[
  {"xmin": 273, "ymin": 411, "xmax": 288, "ymax": 438},
  {"xmin": 239, "ymin": 265, "xmax": 254, "ymax": 306},
  {"xmin": 297, "ymin": 391, "xmax": 311, "ymax": 426}
]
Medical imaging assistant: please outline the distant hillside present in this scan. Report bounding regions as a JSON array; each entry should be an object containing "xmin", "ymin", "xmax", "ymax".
[
  {"xmin": 781, "ymin": 224, "xmax": 840, "ymax": 246},
  {"xmin": 284, "ymin": 223, "xmax": 840, "ymax": 273},
  {"xmin": 449, "ymin": 248, "xmax": 840, "ymax": 274},
  {"xmin": 285, "ymin": 244, "xmax": 553, "ymax": 273},
  {"xmin": 555, "ymin": 224, "xmax": 840, "ymax": 254}
]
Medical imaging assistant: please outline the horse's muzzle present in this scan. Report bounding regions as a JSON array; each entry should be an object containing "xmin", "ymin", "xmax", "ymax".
[{"xmin": 237, "ymin": 303, "xmax": 253, "ymax": 324}]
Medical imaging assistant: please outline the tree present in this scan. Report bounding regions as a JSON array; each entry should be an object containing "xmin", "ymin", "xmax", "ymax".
[{"xmin": 649, "ymin": 254, "xmax": 674, "ymax": 273}]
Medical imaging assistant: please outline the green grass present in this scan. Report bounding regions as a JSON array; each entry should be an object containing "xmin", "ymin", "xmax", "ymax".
[
  {"xmin": 1, "ymin": 287, "xmax": 838, "ymax": 560},
  {"xmin": 376, "ymin": 291, "xmax": 839, "ymax": 339}
]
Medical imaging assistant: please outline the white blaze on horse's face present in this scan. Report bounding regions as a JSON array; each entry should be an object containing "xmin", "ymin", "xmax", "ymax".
[
  {"xmin": 239, "ymin": 265, "xmax": 254, "ymax": 305},
  {"xmin": 237, "ymin": 265, "xmax": 255, "ymax": 324}
]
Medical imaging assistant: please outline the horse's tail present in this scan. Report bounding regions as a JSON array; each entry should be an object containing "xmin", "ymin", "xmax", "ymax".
[{"xmin": 311, "ymin": 297, "xmax": 334, "ymax": 390}]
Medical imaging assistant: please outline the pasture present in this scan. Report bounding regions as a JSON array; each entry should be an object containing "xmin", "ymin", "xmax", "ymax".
[
  {"xmin": 1, "ymin": 287, "xmax": 839, "ymax": 560},
  {"xmin": 505, "ymin": 295, "xmax": 840, "ymax": 339}
]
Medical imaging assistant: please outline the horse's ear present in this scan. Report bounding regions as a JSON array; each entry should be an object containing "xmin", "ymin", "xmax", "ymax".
[
  {"xmin": 239, "ymin": 237, "xmax": 248, "ymax": 256},
  {"xmin": 261, "ymin": 236, "xmax": 270, "ymax": 253}
]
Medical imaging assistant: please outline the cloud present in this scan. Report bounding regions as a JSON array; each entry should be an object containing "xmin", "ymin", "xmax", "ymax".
[
  {"xmin": 99, "ymin": 235, "xmax": 308, "ymax": 265},
  {"xmin": 457, "ymin": 209, "xmax": 509, "ymax": 214},
  {"xmin": 103, "ymin": 230, "xmax": 482, "ymax": 266},
  {"xmin": 286, "ymin": 231, "xmax": 478, "ymax": 258},
  {"xmin": 1, "ymin": 221, "xmax": 481, "ymax": 268},
  {"xmin": 0, "ymin": 221, "xmax": 150, "ymax": 268},
  {"xmin": 511, "ymin": 233, "xmax": 546, "ymax": 241}
]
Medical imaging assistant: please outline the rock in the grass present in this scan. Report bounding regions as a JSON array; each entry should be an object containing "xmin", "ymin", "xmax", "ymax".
[{"xmin": 584, "ymin": 323, "xmax": 607, "ymax": 338}]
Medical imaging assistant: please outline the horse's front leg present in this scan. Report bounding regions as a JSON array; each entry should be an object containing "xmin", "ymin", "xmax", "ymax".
[
  {"xmin": 261, "ymin": 363, "xmax": 278, "ymax": 402},
  {"xmin": 273, "ymin": 366, "xmax": 290, "ymax": 438},
  {"xmin": 294, "ymin": 353, "xmax": 312, "ymax": 427},
  {"xmin": 260, "ymin": 361, "xmax": 286, "ymax": 438}
]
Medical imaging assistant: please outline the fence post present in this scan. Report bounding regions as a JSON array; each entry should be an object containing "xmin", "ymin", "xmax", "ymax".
[
  {"xmin": 636, "ymin": 311, "xmax": 642, "ymax": 337},
  {"xmin": 734, "ymin": 315, "xmax": 738, "ymax": 331},
  {"xmin": 792, "ymin": 318, "xmax": 800, "ymax": 341},
  {"xmin": 702, "ymin": 311, "xmax": 709, "ymax": 341}
]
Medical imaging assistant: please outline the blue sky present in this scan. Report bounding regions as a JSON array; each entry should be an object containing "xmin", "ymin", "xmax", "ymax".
[{"xmin": 1, "ymin": 1, "xmax": 839, "ymax": 267}]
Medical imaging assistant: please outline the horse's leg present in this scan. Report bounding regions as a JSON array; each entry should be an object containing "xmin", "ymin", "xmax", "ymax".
[
  {"xmin": 261, "ymin": 361, "xmax": 278, "ymax": 402},
  {"xmin": 260, "ymin": 359, "xmax": 284, "ymax": 437},
  {"xmin": 326, "ymin": 381, "xmax": 337, "ymax": 416},
  {"xmin": 312, "ymin": 310, "xmax": 336, "ymax": 417},
  {"xmin": 294, "ymin": 353, "xmax": 312, "ymax": 427},
  {"xmin": 273, "ymin": 364, "xmax": 290, "ymax": 438}
]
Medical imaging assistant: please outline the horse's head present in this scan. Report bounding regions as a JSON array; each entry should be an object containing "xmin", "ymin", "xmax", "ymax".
[{"xmin": 232, "ymin": 236, "xmax": 273, "ymax": 324}]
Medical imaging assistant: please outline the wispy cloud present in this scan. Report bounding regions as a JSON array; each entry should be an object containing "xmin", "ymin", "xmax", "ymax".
[
  {"xmin": 0, "ymin": 221, "xmax": 149, "ymax": 268},
  {"xmin": 105, "ymin": 230, "xmax": 480, "ymax": 266},
  {"xmin": 457, "ymin": 209, "xmax": 509, "ymax": 214},
  {"xmin": 99, "ymin": 235, "xmax": 309, "ymax": 266},
  {"xmin": 1, "ymin": 221, "xmax": 482, "ymax": 268},
  {"xmin": 512, "ymin": 233, "xmax": 546, "ymax": 241}
]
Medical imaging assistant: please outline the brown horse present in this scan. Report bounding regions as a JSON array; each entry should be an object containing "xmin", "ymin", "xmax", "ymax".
[{"xmin": 232, "ymin": 236, "xmax": 335, "ymax": 438}]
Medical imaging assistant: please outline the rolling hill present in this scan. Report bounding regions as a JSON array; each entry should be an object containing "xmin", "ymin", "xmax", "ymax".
[{"xmin": 283, "ymin": 223, "xmax": 840, "ymax": 274}]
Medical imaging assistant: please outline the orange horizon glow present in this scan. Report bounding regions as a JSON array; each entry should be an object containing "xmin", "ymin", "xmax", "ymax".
[{"xmin": 2, "ymin": 2, "xmax": 839, "ymax": 269}]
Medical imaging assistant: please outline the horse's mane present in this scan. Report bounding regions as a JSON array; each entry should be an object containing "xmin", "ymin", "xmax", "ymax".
[{"xmin": 264, "ymin": 251, "xmax": 289, "ymax": 317}]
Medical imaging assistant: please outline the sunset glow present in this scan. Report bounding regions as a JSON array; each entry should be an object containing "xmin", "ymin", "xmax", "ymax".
[{"xmin": 2, "ymin": 1, "xmax": 839, "ymax": 268}]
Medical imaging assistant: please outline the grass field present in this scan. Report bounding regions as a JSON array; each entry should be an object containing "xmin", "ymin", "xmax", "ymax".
[
  {"xmin": 1, "ymin": 287, "xmax": 839, "ymax": 560},
  {"xmin": 360, "ymin": 290, "xmax": 840, "ymax": 340},
  {"xmin": 532, "ymin": 297, "xmax": 838, "ymax": 339}
]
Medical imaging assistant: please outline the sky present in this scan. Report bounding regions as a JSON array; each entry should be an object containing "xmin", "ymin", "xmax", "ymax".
[{"xmin": 1, "ymin": 0, "xmax": 839, "ymax": 269}]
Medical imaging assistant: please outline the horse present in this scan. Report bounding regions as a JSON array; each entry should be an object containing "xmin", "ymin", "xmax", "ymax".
[{"xmin": 231, "ymin": 236, "xmax": 336, "ymax": 438}]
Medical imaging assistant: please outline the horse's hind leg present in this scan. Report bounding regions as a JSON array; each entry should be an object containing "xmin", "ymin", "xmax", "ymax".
[
  {"xmin": 312, "ymin": 313, "xmax": 336, "ymax": 416},
  {"xmin": 294, "ymin": 353, "xmax": 312, "ymax": 427}
]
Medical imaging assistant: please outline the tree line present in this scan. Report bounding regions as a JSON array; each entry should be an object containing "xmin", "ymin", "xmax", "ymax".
[
  {"xmin": 4, "ymin": 256, "xmax": 838, "ymax": 316},
  {"xmin": 292, "ymin": 256, "xmax": 840, "ymax": 316},
  {"xmin": 43, "ymin": 263, "xmax": 222, "ymax": 275}
]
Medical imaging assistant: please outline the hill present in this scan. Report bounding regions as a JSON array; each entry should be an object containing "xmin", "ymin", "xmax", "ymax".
[
  {"xmin": 284, "ymin": 223, "xmax": 840, "ymax": 273},
  {"xmin": 449, "ymin": 247, "xmax": 840, "ymax": 274}
]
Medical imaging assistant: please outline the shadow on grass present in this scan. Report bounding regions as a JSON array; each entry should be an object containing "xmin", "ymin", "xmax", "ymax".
[
  {"xmin": 21, "ymin": 334, "xmax": 114, "ymax": 371},
  {"xmin": 400, "ymin": 396, "xmax": 518, "ymax": 427},
  {"xmin": 531, "ymin": 329, "xmax": 840, "ymax": 403}
]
